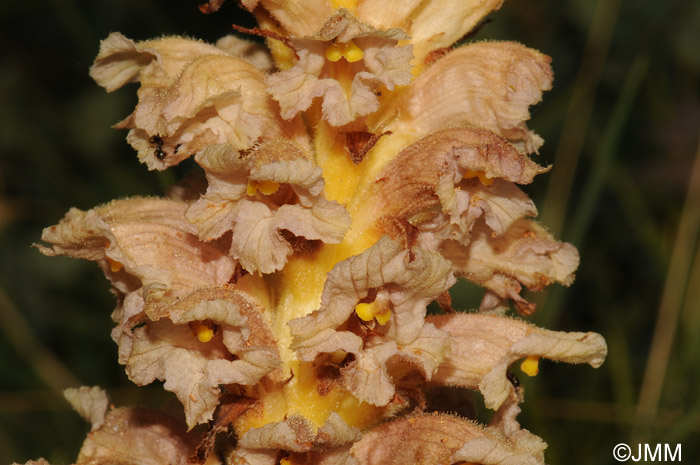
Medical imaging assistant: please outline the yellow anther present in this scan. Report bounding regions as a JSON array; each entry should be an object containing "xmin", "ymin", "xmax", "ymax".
[
  {"xmin": 257, "ymin": 180, "xmax": 280, "ymax": 195},
  {"xmin": 520, "ymin": 356, "xmax": 540, "ymax": 377},
  {"xmin": 106, "ymin": 257, "xmax": 123, "ymax": 272},
  {"xmin": 355, "ymin": 302, "xmax": 392, "ymax": 324},
  {"xmin": 375, "ymin": 308, "xmax": 392, "ymax": 325},
  {"xmin": 325, "ymin": 44, "xmax": 343, "ymax": 62},
  {"xmin": 464, "ymin": 169, "xmax": 494, "ymax": 187},
  {"xmin": 189, "ymin": 321, "xmax": 214, "ymax": 343},
  {"xmin": 355, "ymin": 302, "xmax": 375, "ymax": 322},
  {"xmin": 325, "ymin": 41, "xmax": 364, "ymax": 63},
  {"xmin": 342, "ymin": 41, "xmax": 364, "ymax": 63},
  {"xmin": 279, "ymin": 458, "xmax": 292, "ymax": 465},
  {"xmin": 246, "ymin": 180, "xmax": 280, "ymax": 196}
]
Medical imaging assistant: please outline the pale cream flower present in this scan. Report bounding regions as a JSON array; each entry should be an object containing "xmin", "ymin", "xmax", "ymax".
[{"xmin": 28, "ymin": 1, "xmax": 608, "ymax": 465}]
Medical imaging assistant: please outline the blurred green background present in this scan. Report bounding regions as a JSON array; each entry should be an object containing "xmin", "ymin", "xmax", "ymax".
[{"xmin": 1, "ymin": 0, "xmax": 699, "ymax": 463}]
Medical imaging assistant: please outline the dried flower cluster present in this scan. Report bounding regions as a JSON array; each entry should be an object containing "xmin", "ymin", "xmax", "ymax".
[{"xmin": 27, "ymin": 1, "xmax": 606, "ymax": 464}]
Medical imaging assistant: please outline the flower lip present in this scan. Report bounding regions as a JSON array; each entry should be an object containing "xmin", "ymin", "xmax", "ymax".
[{"xmin": 266, "ymin": 9, "xmax": 413, "ymax": 126}]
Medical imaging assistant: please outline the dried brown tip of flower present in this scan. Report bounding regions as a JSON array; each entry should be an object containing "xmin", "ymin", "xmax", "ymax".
[
  {"xmin": 374, "ymin": 127, "xmax": 545, "ymax": 241},
  {"xmin": 351, "ymin": 412, "xmax": 545, "ymax": 465}
]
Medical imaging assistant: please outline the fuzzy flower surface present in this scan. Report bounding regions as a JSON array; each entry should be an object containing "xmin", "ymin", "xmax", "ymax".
[{"xmin": 28, "ymin": 1, "xmax": 607, "ymax": 464}]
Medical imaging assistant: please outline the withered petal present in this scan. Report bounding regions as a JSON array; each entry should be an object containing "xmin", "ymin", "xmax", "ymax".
[
  {"xmin": 289, "ymin": 236, "xmax": 454, "ymax": 348},
  {"xmin": 37, "ymin": 197, "xmax": 236, "ymax": 295},
  {"xmin": 127, "ymin": 287, "xmax": 280, "ymax": 428},
  {"xmin": 429, "ymin": 313, "xmax": 606, "ymax": 410},
  {"xmin": 407, "ymin": 0, "xmax": 505, "ymax": 66},
  {"xmin": 238, "ymin": 412, "xmax": 360, "ymax": 452},
  {"xmin": 382, "ymin": 41, "xmax": 552, "ymax": 154},
  {"xmin": 350, "ymin": 413, "xmax": 544, "ymax": 465},
  {"xmin": 76, "ymin": 407, "xmax": 197, "ymax": 465},
  {"xmin": 63, "ymin": 386, "xmax": 110, "ymax": 431},
  {"xmin": 448, "ymin": 218, "xmax": 579, "ymax": 306}
]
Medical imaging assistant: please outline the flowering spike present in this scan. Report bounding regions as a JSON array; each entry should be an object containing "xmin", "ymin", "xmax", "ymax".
[{"xmin": 32, "ymin": 2, "xmax": 609, "ymax": 464}]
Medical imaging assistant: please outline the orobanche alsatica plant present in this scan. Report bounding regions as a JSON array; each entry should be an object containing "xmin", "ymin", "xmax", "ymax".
[{"xmin": 29, "ymin": 1, "xmax": 607, "ymax": 464}]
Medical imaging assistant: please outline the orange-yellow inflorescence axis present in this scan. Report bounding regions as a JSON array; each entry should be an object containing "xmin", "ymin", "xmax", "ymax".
[
  {"xmin": 325, "ymin": 40, "xmax": 364, "ymax": 63},
  {"xmin": 520, "ymin": 356, "xmax": 541, "ymax": 376}
]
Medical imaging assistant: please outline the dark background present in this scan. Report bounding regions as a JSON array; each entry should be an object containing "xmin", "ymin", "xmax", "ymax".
[{"xmin": 1, "ymin": 0, "xmax": 699, "ymax": 463}]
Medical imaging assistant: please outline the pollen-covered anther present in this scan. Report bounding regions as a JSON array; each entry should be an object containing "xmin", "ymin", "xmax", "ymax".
[
  {"xmin": 520, "ymin": 355, "xmax": 540, "ymax": 376},
  {"xmin": 355, "ymin": 302, "xmax": 392, "ymax": 325},
  {"xmin": 188, "ymin": 320, "xmax": 215, "ymax": 343},
  {"xmin": 324, "ymin": 40, "xmax": 364, "ymax": 63},
  {"xmin": 464, "ymin": 169, "xmax": 494, "ymax": 187},
  {"xmin": 246, "ymin": 180, "xmax": 280, "ymax": 196}
]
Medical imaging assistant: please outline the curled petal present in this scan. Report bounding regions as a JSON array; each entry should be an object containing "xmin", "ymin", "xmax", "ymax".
[
  {"xmin": 128, "ymin": 287, "xmax": 281, "ymax": 428},
  {"xmin": 289, "ymin": 237, "xmax": 453, "ymax": 405},
  {"xmin": 355, "ymin": 0, "xmax": 425, "ymax": 30},
  {"xmin": 186, "ymin": 143, "xmax": 351, "ymax": 274},
  {"xmin": 90, "ymin": 32, "xmax": 224, "ymax": 92},
  {"xmin": 238, "ymin": 413, "xmax": 360, "ymax": 452},
  {"xmin": 243, "ymin": 0, "xmax": 333, "ymax": 37},
  {"xmin": 76, "ymin": 408, "xmax": 197, "ymax": 465},
  {"xmin": 446, "ymin": 219, "xmax": 579, "ymax": 309},
  {"xmin": 91, "ymin": 33, "xmax": 307, "ymax": 170},
  {"xmin": 407, "ymin": 0, "xmax": 505, "ymax": 65},
  {"xmin": 266, "ymin": 12, "xmax": 412, "ymax": 126},
  {"xmin": 460, "ymin": 180, "xmax": 537, "ymax": 237},
  {"xmin": 351, "ymin": 413, "xmax": 544, "ymax": 465},
  {"xmin": 341, "ymin": 323, "xmax": 450, "ymax": 406},
  {"xmin": 429, "ymin": 313, "xmax": 607, "ymax": 410},
  {"xmin": 289, "ymin": 237, "xmax": 454, "ymax": 348},
  {"xmin": 37, "ymin": 197, "xmax": 235, "ymax": 294},
  {"xmin": 341, "ymin": 341, "xmax": 398, "ymax": 406},
  {"xmin": 215, "ymin": 35, "xmax": 274, "ymax": 71},
  {"xmin": 226, "ymin": 448, "xmax": 278, "ymax": 465},
  {"xmin": 380, "ymin": 41, "xmax": 553, "ymax": 154},
  {"xmin": 63, "ymin": 386, "xmax": 109, "ymax": 431},
  {"xmin": 373, "ymin": 128, "xmax": 545, "ymax": 244}
]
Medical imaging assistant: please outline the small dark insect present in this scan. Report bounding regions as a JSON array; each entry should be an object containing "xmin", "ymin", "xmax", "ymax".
[
  {"xmin": 506, "ymin": 370, "xmax": 520, "ymax": 388},
  {"xmin": 149, "ymin": 135, "xmax": 167, "ymax": 160}
]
